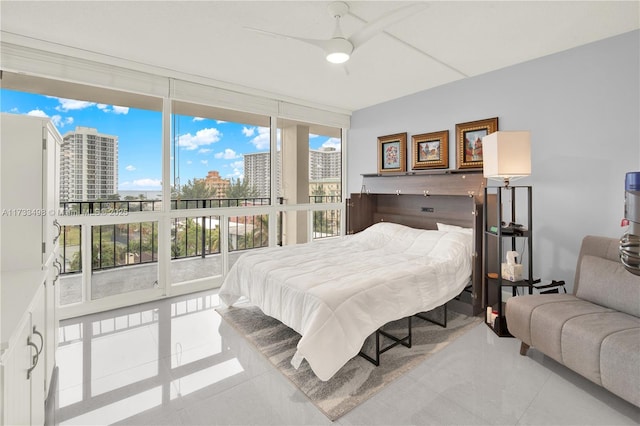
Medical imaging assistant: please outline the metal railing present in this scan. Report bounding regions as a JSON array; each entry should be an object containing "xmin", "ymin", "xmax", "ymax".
[
  {"xmin": 59, "ymin": 197, "xmax": 286, "ymax": 274},
  {"xmin": 59, "ymin": 197, "xmax": 274, "ymax": 215},
  {"xmin": 309, "ymin": 195, "xmax": 341, "ymax": 239},
  {"xmin": 59, "ymin": 195, "xmax": 342, "ymax": 274}
]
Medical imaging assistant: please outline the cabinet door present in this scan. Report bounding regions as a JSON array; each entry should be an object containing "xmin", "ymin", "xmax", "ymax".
[
  {"xmin": 0, "ymin": 114, "xmax": 45, "ymax": 271},
  {"xmin": 43, "ymin": 257, "xmax": 58, "ymax": 397},
  {"xmin": 30, "ymin": 285, "xmax": 46, "ymax": 426},
  {"xmin": 346, "ymin": 194, "xmax": 375, "ymax": 234},
  {"xmin": 44, "ymin": 122, "xmax": 61, "ymax": 264},
  {"xmin": 2, "ymin": 315, "xmax": 32, "ymax": 426}
]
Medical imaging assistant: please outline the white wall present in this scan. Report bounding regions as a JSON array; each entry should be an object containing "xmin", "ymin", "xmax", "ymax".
[{"xmin": 347, "ymin": 30, "xmax": 640, "ymax": 290}]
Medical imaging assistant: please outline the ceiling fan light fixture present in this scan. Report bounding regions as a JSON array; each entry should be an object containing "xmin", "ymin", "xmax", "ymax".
[{"xmin": 325, "ymin": 38, "xmax": 353, "ymax": 64}]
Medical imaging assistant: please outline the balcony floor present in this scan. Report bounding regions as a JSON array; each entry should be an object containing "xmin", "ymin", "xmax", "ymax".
[{"xmin": 59, "ymin": 253, "xmax": 243, "ymax": 305}]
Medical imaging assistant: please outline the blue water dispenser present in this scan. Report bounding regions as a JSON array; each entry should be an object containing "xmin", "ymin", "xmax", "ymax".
[{"xmin": 620, "ymin": 171, "xmax": 640, "ymax": 275}]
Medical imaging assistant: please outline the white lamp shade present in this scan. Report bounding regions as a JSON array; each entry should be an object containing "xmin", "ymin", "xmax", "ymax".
[{"xmin": 482, "ymin": 131, "xmax": 531, "ymax": 181}]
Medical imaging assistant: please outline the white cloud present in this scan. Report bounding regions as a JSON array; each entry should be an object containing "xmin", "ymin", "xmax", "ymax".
[
  {"xmin": 201, "ymin": 160, "xmax": 208, "ymax": 165},
  {"xmin": 97, "ymin": 104, "xmax": 109, "ymax": 111},
  {"xmin": 214, "ymin": 148, "xmax": 240, "ymax": 160},
  {"xmin": 226, "ymin": 168, "xmax": 243, "ymax": 179},
  {"xmin": 178, "ymin": 128, "xmax": 222, "ymax": 150},
  {"xmin": 250, "ymin": 126, "xmax": 271, "ymax": 150},
  {"xmin": 193, "ymin": 117, "xmax": 205, "ymax": 122},
  {"xmin": 56, "ymin": 98, "xmax": 95, "ymax": 112},
  {"xmin": 27, "ymin": 110, "xmax": 74, "ymax": 129},
  {"xmin": 198, "ymin": 148, "xmax": 212, "ymax": 154},
  {"xmin": 125, "ymin": 165, "xmax": 136, "ymax": 171},
  {"xmin": 322, "ymin": 137, "xmax": 342, "ymax": 151},
  {"xmin": 112, "ymin": 106, "xmax": 129, "ymax": 115},
  {"xmin": 216, "ymin": 120, "xmax": 227, "ymax": 124},
  {"xmin": 242, "ymin": 126, "xmax": 255, "ymax": 137},
  {"xmin": 229, "ymin": 160, "xmax": 244, "ymax": 169},
  {"xmin": 50, "ymin": 115, "xmax": 63, "ymax": 127},
  {"xmin": 27, "ymin": 109, "xmax": 48, "ymax": 118},
  {"xmin": 186, "ymin": 160, "xmax": 193, "ymax": 165}
]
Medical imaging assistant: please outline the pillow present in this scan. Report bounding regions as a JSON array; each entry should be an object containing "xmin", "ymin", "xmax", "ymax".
[{"xmin": 436, "ymin": 222, "xmax": 473, "ymax": 235}]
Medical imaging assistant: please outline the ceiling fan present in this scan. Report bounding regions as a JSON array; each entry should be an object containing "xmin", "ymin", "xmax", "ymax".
[{"xmin": 245, "ymin": 1, "xmax": 427, "ymax": 64}]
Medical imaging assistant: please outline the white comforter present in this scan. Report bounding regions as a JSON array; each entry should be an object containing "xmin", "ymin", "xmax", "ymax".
[{"xmin": 219, "ymin": 222, "xmax": 473, "ymax": 381}]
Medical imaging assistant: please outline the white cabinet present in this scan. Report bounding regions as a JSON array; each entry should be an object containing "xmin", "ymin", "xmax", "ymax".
[
  {"xmin": 1, "ymin": 113, "xmax": 61, "ymax": 269},
  {"xmin": 1, "ymin": 274, "xmax": 47, "ymax": 426},
  {"xmin": 0, "ymin": 113, "xmax": 61, "ymax": 425}
]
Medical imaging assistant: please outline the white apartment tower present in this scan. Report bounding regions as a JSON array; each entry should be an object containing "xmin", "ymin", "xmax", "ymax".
[
  {"xmin": 309, "ymin": 147, "xmax": 341, "ymax": 181},
  {"xmin": 243, "ymin": 152, "xmax": 279, "ymax": 198},
  {"xmin": 244, "ymin": 147, "xmax": 340, "ymax": 198},
  {"xmin": 60, "ymin": 126, "xmax": 118, "ymax": 202}
]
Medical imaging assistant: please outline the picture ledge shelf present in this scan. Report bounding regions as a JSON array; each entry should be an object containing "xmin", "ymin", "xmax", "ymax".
[
  {"xmin": 361, "ymin": 169, "xmax": 483, "ymax": 178},
  {"xmin": 359, "ymin": 169, "xmax": 486, "ymax": 197}
]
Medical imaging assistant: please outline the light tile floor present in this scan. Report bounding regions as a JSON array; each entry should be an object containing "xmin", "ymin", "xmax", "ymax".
[{"xmin": 52, "ymin": 290, "xmax": 640, "ymax": 425}]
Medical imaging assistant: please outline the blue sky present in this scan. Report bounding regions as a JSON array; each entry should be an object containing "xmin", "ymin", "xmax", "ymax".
[{"xmin": 1, "ymin": 89, "xmax": 340, "ymax": 191}]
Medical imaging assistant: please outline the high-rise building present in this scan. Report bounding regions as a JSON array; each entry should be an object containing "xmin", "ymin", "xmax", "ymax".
[
  {"xmin": 243, "ymin": 152, "xmax": 278, "ymax": 198},
  {"xmin": 244, "ymin": 147, "xmax": 340, "ymax": 199},
  {"xmin": 60, "ymin": 126, "xmax": 118, "ymax": 202},
  {"xmin": 202, "ymin": 170, "xmax": 230, "ymax": 198},
  {"xmin": 309, "ymin": 147, "xmax": 341, "ymax": 181}
]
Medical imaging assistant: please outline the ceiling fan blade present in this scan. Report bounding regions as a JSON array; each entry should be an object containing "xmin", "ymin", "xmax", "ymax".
[
  {"xmin": 348, "ymin": 2, "xmax": 428, "ymax": 48},
  {"xmin": 244, "ymin": 27, "xmax": 332, "ymax": 50}
]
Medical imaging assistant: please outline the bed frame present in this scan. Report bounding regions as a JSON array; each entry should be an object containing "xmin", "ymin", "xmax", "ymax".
[{"xmin": 346, "ymin": 171, "xmax": 486, "ymax": 317}]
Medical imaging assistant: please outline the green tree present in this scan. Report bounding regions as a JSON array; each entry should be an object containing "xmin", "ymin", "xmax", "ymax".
[
  {"xmin": 175, "ymin": 179, "xmax": 217, "ymax": 200},
  {"xmin": 171, "ymin": 217, "xmax": 219, "ymax": 257},
  {"xmin": 225, "ymin": 178, "xmax": 259, "ymax": 200},
  {"xmin": 251, "ymin": 214, "xmax": 269, "ymax": 248}
]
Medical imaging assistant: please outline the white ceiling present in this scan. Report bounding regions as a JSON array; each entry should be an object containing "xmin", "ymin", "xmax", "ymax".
[{"xmin": 1, "ymin": 1, "xmax": 638, "ymax": 113}]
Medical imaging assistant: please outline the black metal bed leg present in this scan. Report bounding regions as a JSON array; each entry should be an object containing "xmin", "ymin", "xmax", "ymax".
[
  {"xmin": 359, "ymin": 316, "xmax": 412, "ymax": 366},
  {"xmin": 414, "ymin": 303, "xmax": 447, "ymax": 328}
]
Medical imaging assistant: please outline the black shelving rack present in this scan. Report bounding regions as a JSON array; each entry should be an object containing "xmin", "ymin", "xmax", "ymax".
[{"xmin": 483, "ymin": 185, "xmax": 533, "ymax": 336}]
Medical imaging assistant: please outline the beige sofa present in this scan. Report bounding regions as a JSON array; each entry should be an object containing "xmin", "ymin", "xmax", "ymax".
[{"xmin": 506, "ymin": 235, "xmax": 640, "ymax": 407}]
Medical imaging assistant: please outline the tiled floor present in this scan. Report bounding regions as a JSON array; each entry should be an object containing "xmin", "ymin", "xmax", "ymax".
[{"xmin": 52, "ymin": 290, "xmax": 640, "ymax": 425}]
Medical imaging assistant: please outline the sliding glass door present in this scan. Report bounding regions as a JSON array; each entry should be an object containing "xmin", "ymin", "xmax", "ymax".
[{"xmin": 0, "ymin": 71, "xmax": 346, "ymax": 318}]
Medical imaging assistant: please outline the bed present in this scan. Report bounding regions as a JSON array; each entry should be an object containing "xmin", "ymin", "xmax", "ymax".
[{"xmin": 219, "ymin": 221, "xmax": 475, "ymax": 381}]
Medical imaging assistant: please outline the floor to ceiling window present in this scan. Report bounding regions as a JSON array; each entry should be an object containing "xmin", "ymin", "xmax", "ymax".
[
  {"xmin": 169, "ymin": 101, "xmax": 273, "ymax": 283},
  {"xmin": 277, "ymin": 119, "xmax": 342, "ymax": 245},
  {"xmin": 0, "ymin": 69, "xmax": 346, "ymax": 318},
  {"xmin": 0, "ymin": 72, "xmax": 164, "ymax": 310}
]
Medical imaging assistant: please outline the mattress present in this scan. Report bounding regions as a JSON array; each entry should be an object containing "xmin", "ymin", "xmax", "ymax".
[{"xmin": 219, "ymin": 221, "xmax": 473, "ymax": 380}]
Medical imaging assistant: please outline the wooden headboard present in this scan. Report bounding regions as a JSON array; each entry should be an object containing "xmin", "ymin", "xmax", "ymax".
[{"xmin": 346, "ymin": 171, "xmax": 485, "ymax": 316}]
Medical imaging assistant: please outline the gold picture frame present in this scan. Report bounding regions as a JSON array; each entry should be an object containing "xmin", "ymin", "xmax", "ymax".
[
  {"xmin": 455, "ymin": 117, "xmax": 499, "ymax": 169},
  {"xmin": 411, "ymin": 130, "xmax": 449, "ymax": 170},
  {"xmin": 378, "ymin": 132, "xmax": 407, "ymax": 174}
]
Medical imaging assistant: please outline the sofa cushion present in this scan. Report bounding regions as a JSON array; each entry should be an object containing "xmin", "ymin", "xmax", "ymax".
[
  {"xmin": 601, "ymin": 327, "xmax": 640, "ymax": 407},
  {"xmin": 529, "ymin": 300, "xmax": 613, "ymax": 364},
  {"xmin": 577, "ymin": 255, "xmax": 640, "ymax": 317},
  {"xmin": 561, "ymin": 312, "xmax": 640, "ymax": 386},
  {"xmin": 506, "ymin": 294, "xmax": 578, "ymax": 345}
]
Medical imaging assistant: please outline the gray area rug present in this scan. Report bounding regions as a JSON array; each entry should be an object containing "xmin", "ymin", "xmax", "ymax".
[{"xmin": 217, "ymin": 304, "xmax": 482, "ymax": 421}]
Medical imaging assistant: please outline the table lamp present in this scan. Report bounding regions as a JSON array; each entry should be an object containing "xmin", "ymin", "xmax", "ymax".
[{"xmin": 482, "ymin": 131, "xmax": 531, "ymax": 187}]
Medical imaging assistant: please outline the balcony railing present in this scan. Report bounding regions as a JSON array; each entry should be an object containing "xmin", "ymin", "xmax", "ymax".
[
  {"xmin": 59, "ymin": 196, "xmax": 341, "ymax": 275},
  {"xmin": 309, "ymin": 195, "xmax": 341, "ymax": 239}
]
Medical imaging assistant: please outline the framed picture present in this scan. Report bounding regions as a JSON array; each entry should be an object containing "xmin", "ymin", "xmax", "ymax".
[
  {"xmin": 378, "ymin": 132, "xmax": 407, "ymax": 174},
  {"xmin": 455, "ymin": 117, "xmax": 498, "ymax": 169},
  {"xmin": 411, "ymin": 130, "xmax": 449, "ymax": 170}
]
